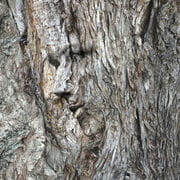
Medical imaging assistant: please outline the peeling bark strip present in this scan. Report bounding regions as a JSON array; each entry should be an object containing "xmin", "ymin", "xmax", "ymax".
[{"xmin": 0, "ymin": 0, "xmax": 179, "ymax": 179}]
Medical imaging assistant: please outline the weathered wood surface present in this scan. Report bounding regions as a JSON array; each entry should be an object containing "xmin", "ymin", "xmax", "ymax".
[{"xmin": 0, "ymin": 0, "xmax": 179, "ymax": 179}]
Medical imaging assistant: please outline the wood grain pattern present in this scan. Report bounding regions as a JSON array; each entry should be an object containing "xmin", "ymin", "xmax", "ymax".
[{"xmin": 0, "ymin": 0, "xmax": 179, "ymax": 179}]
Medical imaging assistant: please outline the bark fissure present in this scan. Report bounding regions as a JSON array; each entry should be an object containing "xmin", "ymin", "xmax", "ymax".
[{"xmin": 135, "ymin": 108, "xmax": 143, "ymax": 153}]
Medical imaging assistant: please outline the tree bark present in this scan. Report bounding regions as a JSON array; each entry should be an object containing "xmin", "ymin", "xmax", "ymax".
[{"xmin": 0, "ymin": 0, "xmax": 179, "ymax": 179}]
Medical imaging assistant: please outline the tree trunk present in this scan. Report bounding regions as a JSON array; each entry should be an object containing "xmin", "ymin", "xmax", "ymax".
[{"xmin": 0, "ymin": 0, "xmax": 179, "ymax": 179}]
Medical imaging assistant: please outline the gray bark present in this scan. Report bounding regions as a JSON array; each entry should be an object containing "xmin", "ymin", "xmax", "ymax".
[{"xmin": 0, "ymin": 0, "xmax": 179, "ymax": 179}]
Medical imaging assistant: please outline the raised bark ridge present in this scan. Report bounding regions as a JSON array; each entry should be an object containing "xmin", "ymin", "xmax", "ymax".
[{"xmin": 0, "ymin": 0, "xmax": 179, "ymax": 179}]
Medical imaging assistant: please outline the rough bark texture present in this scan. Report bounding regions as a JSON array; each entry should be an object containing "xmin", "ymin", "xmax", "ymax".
[{"xmin": 0, "ymin": 0, "xmax": 179, "ymax": 179}]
